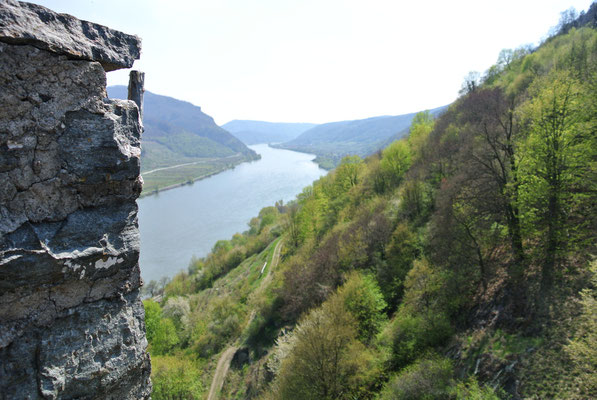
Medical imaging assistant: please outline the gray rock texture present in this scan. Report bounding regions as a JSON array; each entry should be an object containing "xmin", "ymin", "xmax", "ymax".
[
  {"xmin": 0, "ymin": 0, "xmax": 141, "ymax": 71},
  {"xmin": 0, "ymin": 3, "xmax": 150, "ymax": 399}
]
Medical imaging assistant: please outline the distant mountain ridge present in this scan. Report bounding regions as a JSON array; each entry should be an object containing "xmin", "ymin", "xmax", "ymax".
[
  {"xmin": 107, "ymin": 86, "xmax": 259, "ymax": 194},
  {"xmin": 276, "ymin": 105, "xmax": 447, "ymax": 168},
  {"xmin": 108, "ymin": 86, "xmax": 258, "ymax": 172},
  {"xmin": 222, "ymin": 120, "xmax": 317, "ymax": 145}
]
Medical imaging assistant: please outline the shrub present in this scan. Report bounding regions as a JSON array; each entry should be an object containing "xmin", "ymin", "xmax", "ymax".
[
  {"xmin": 391, "ymin": 311, "xmax": 452, "ymax": 369},
  {"xmin": 164, "ymin": 271, "xmax": 197, "ymax": 297},
  {"xmin": 191, "ymin": 295, "xmax": 244, "ymax": 357},
  {"xmin": 151, "ymin": 355, "xmax": 204, "ymax": 399},
  {"xmin": 380, "ymin": 355, "xmax": 454, "ymax": 400},
  {"xmin": 453, "ymin": 377, "xmax": 501, "ymax": 400},
  {"xmin": 162, "ymin": 296, "xmax": 190, "ymax": 332},
  {"xmin": 143, "ymin": 300, "xmax": 179, "ymax": 355},
  {"xmin": 565, "ymin": 260, "xmax": 597, "ymax": 396}
]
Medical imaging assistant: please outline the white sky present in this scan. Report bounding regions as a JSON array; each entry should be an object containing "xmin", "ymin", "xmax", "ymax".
[{"xmin": 29, "ymin": 0, "xmax": 594, "ymax": 125}]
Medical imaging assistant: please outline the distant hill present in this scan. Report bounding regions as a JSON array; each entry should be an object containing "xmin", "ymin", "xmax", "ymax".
[
  {"xmin": 222, "ymin": 120, "xmax": 317, "ymax": 145},
  {"xmin": 277, "ymin": 105, "xmax": 447, "ymax": 168},
  {"xmin": 108, "ymin": 86, "xmax": 259, "ymax": 194}
]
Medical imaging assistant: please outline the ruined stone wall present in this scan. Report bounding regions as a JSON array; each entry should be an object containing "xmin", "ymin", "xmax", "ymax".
[{"xmin": 0, "ymin": 1, "xmax": 151, "ymax": 398}]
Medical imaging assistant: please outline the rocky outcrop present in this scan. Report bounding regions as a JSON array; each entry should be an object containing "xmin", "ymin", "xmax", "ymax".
[
  {"xmin": 0, "ymin": 1, "xmax": 150, "ymax": 398},
  {"xmin": 0, "ymin": 0, "xmax": 141, "ymax": 71}
]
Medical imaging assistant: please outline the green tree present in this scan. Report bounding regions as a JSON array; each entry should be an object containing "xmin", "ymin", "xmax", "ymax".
[
  {"xmin": 400, "ymin": 179, "xmax": 431, "ymax": 223},
  {"xmin": 143, "ymin": 300, "xmax": 179, "ymax": 355},
  {"xmin": 162, "ymin": 296, "xmax": 190, "ymax": 332},
  {"xmin": 377, "ymin": 222, "xmax": 418, "ymax": 309},
  {"xmin": 519, "ymin": 70, "xmax": 588, "ymax": 290},
  {"xmin": 408, "ymin": 111, "xmax": 434, "ymax": 160},
  {"xmin": 144, "ymin": 299, "xmax": 162, "ymax": 343},
  {"xmin": 390, "ymin": 259, "xmax": 453, "ymax": 368},
  {"xmin": 276, "ymin": 295, "xmax": 378, "ymax": 400},
  {"xmin": 459, "ymin": 88, "xmax": 526, "ymax": 279},
  {"xmin": 337, "ymin": 271, "xmax": 387, "ymax": 343},
  {"xmin": 380, "ymin": 140, "xmax": 412, "ymax": 188},
  {"xmin": 258, "ymin": 206, "xmax": 280, "ymax": 233},
  {"xmin": 334, "ymin": 155, "xmax": 363, "ymax": 191},
  {"xmin": 460, "ymin": 71, "xmax": 481, "ymax": 94}
]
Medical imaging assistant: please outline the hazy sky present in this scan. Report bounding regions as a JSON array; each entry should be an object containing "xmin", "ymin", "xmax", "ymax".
[{"xmin": 30, "ymin": 0, "xmax": 594, "ymax": 125}]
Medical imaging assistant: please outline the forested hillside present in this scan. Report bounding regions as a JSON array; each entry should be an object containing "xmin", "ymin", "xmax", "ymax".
[
  {"xmin": 143, "ymin": 14, "xmax": 597, "ymax": 400},
  {"xmin": 108, "ymin": 87, "xmax": 259, "ymax": 194},
  {"xmin": 277, "ymin": 105, "xmax": 446, "ymax": 169}
]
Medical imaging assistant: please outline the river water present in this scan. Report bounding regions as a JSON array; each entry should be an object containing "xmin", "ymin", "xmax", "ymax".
[{"xmin": 137, "ymin": 144, "xmax": 327, "ymax": 283}]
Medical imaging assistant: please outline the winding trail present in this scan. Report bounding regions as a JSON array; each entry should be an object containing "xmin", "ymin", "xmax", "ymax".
[
  {"xmin": 206, "ymin": 238, "xmax": 284, "ymax": 400},
  {"xmin": 207, "ymin": 346, "xmax": 238, "ymax": 400}
]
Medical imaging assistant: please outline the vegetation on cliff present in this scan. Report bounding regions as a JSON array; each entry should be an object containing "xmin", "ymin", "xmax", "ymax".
[{"xmin": 144, "ymin": 15, "xmax": 597, "ymax": 400}]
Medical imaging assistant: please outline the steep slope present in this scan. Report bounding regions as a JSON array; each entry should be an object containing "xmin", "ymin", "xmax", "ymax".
[
  {"xmin": 142, "ymin": 18, "xmax": 597, "ymax": 400},
  {"xmin": 278, "ymin": 105, "xmax": 446, "ymax": 168},
  {"xmin": 108, "ymin": 86, "xmax": 259, "ymax": 194},
  {"xmin": 222, "ymin": 120, "xmax": 317, "ymax": 145}
]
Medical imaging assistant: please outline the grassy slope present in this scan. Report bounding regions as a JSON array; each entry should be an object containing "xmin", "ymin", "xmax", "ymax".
[{"xmin": 148, "ymin": 234, "xmax": 284, "ymax": 399}]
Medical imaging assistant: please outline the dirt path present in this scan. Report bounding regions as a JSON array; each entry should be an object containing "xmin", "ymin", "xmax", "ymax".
[
  {"xmin": 261, "ymin": 238, "xmax": 283, "ymax": 290},
  {"xmin": 206, "ymin": 238, "xmax": 284, "ymax": 400},
  {"xmin": 207, "ymin": 346, "xmax": 238, "ymax": 400}
]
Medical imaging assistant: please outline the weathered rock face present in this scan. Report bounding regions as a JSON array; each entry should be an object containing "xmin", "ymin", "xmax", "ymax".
[
  {"xmin": 0, "ymin": 0, "xmax": 141, "ymax": 71},
  {"xmin": 0, "ymin": 2, "xmax": 151, "ymax": 398}
]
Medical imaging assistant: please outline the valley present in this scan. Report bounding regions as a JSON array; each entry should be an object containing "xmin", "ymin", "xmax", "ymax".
[
  {"xmin": 142, "ymin": 10, "xmax": 597, "ymax": 400},
  {"xmin": 222, "ymin": 120, "xmax": 317, "ymax": 145},
  {"xmin": 275, "ymin": 105, "xmax": 447, "ymax": 169},
  {"xmin": 4, "ymin": 1, "xmax": 596, "ymax": 399},
  {"xmin": 137, "ymin": 144, "xmax": 326, "ymax": 283},
  {"xmin": 107, "ymin": 86, "xmax": 260, "ymax": 196}
]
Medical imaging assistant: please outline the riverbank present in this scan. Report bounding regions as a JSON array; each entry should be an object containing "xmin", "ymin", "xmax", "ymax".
[
  {"xmin": 138, "ymin": 144, "xmax": 326, "ymax": 283},
  {"xmin": 270, "ymin": 143, "xmax": 338, "ymax": 170},
  {"xmin": 140, "ymin": 153, "xmax": 260, "ymax": 197}
]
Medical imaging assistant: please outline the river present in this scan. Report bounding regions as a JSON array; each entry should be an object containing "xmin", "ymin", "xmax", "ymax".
[{"xmin": 137, "ymin": 144, "xmax": 327, "ymax": 283}]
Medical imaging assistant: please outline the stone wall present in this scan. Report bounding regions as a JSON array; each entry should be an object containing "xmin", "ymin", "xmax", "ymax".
[{"xmin": 0, "ymin": 1, "xmax": 151, "ymax": 398}]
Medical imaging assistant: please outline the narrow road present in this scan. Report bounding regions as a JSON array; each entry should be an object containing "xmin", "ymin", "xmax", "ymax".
[
  {"xmin": 206, "ymin": 238, "xmax": 284, "ymax": 400},
  {"xmin": 142, "ymin": 153, "xmax": 241, "ymax": 175}
]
